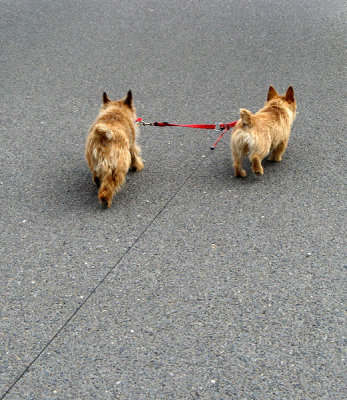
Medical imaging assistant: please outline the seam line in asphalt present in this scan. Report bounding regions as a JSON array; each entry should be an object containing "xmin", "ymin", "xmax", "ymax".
[{"xmin": 1, "ymin": 151, "xmax": 212, "ymax": 399}]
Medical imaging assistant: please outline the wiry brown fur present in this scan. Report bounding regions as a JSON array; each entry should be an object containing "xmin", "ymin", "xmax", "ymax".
[
  {"xmin": 85, "ymin": 90, "xmax": 143, "ymax": 207},
  {"xmin": 231, "ymin": 85, "xmax": 297, "ymax": 177}
]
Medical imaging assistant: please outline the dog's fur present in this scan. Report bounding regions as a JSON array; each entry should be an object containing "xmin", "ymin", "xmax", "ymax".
[
  {"xmin": 85, "ymin": 90, "xmax": 143, "ymax": 207},
  {"xmin": 231, "ymin": 85, "xmax": 297, "ymax": 177}
]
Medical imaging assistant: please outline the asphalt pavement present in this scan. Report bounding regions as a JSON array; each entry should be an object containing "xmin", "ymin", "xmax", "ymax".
[{"xmin": 1, "ymin": 0, "xmax": 345, "ymax": 399}]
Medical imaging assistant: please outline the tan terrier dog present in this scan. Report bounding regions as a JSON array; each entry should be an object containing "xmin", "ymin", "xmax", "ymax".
[
  {"xmin": 86, "ymin": 90, "xmax": 143, "ymax": 207},
  {"xmin": 231, "ymin": 85, "xmax": 297, "ymax": 177}
]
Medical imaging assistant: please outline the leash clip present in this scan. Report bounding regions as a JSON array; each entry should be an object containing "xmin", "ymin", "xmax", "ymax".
[
  {"xmin": 211, "ymin": 122, "xmax": 227, "ymax": 150},
  {"xmin": 137, "ymin": 120, "xmax": 153, "ymax": 126},
  {"xmin": 215, "ymin": 122, "xmax": 224, "ymax": 132}
]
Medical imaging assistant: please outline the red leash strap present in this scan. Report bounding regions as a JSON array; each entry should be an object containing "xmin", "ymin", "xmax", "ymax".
[
  {"xmin": 136, "ymin": 118, "xmax": 216, "ymax": 129},
  {"xmin": 153, "ymin": 121, "xmax": 217, "ymax": 129},
  {"xmin": 135, "ymin": 118, "xmax": 238, "ymax": 149},
  {"xmin": 210, "ymin": 128, "xmax": 227, "ymax": 150},
  {"xmin": 210, "ymin": 121, "xmax": 237, "ymax": 150}
]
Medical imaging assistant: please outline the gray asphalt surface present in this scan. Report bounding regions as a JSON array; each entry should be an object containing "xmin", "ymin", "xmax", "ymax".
[{"xmin": 1, "ymin": 0, "xmax": 346, "ymax": 399}]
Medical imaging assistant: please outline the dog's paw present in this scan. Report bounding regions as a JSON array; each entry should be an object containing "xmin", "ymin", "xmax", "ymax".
[
  {"xmin": 130, "ymin": 159, "xmax": 144, "ymax": 172},
  {"xmin": 268, "ymin": 154, "xmax": 282, "ymax": 162},
  {"xmin": 251, "ymin": 157, "xmax": 264, "ymax": 175},
  {"xmin": 253, "ymin": 168, "xmax": 264, "ymax": 175},
  {"xmin": 98, "ymin": 194, "xmax": 111, "ymax": 208},
  {"xmin": 235, "ymin": 169, "xmax": 247, "ymax": 178},
  {"xmin": 100, "ymin": 198, "xmax": 111, "ymax": 208}
]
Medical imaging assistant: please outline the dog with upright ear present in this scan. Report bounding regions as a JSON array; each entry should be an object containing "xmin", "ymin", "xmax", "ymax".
[
  {"xmin": 284, "ymin": 86, "xmax": 295, "ymax": 103},
  {"xmin": 231, "ymin": 85, "xmax": 297, "ymax": 178},
  {"xmin": 123, "ymin": 90, "xmax": 133, "ymax": 107},
  {"xmin": 103, "ymin": 92, "xmax": 110, "ymax": 104},
  {"xmin": 85, "ymin": 90, "xmax": 143, "ymax": 207},
  {"xmin": 267, "ymin": 85, "xmax": 278, "ymax": 101}
]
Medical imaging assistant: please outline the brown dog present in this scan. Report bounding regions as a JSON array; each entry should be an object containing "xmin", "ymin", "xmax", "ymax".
[
  {"xmin": 231, "ymin": 86, "xmax": 297, "ymax": 177},
  {"xmin": 85, "ymin": 90, "xmax": 143, "ymax": 207}
]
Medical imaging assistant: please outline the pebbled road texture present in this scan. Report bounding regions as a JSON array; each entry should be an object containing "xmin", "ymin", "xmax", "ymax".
[{"xmin": 1, "ymin": 0, "xmax": 345, "ymax": 399}]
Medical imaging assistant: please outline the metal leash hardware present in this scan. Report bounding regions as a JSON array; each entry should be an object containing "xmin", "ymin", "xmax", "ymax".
[
  {"xmin": 211, "ymin": 122, "xmax": 227, "ymax": 150},
  {"xmin": 136, "ymin": 119, "xmax": 153, "ymax": 126},
  {"xmin": 214, "ymin": 122, "xmax": 225, "ymax": 132}
]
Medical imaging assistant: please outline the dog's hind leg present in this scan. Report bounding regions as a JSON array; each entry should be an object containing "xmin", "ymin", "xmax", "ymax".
[
  {"xmin": 93, "ymin": 173, "xmax": 101, "ymax": 188},
  {"xmin": 130, "ymin": 144, "xmax": 144, "ymax": 172},
  {"xmin": 232, "ymin": 150, "xmax": 247, "ymax": 178},
  {"xmin": 268, "ymin": 140, "xmax": 288, "ymax": 162},
  {"xmin": 234, "ymin": 160, "xmax": 247, "ymax": 178},
  {"xmin": 98, "ymin": 170, "xmax": 126, "ymax": 207},
  {"xmin": 98, "ymin": 173, "xmax": 118, "ymax": 207},
  {"xmin": 251, "ymin": 154, "xmax": 264, "ymax": 175},
  {"xmin": 98, "ymin": 155, "xmax": 130, "ymax": 207}
]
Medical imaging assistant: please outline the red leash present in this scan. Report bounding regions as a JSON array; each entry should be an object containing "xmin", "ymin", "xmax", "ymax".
[{"xmin": 136, "ymin": 118, "xmax": 238, "ymax": 149}]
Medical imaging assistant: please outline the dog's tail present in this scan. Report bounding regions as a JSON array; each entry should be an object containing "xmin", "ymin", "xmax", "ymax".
[
  {"xmin": 231, "ymin": 109, "xmax": 255, "ymax": 156},
  {"xmin": 93, "ymin": 124, "xmax": 114, "ymax": 141},
  {"xmin": 97, "ymin": 147, "xmax": 131, "ymax": 207},
  {"xmin": 239, "ymin": 108, "xmax": 253, "ymax": 128}
]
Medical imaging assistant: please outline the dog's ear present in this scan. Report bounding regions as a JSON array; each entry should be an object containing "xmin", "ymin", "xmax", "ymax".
[
  {"xmin": 123, "ymin": 90, "xmax": 133, "ymax": 108},
  {"xmin": 267, "ymin": 85, "xmax": 278, "ymax": 101},
  {"xmin": 240, "ymin": 108, "xmax": 253, "ymax": 127},
  {"xmin": 284, "ymin": 86, "xmax": 295, "ymax": 103},
  {"xmin": 103, "ymin": 92, "xmax": 110, "ymax": 104}
]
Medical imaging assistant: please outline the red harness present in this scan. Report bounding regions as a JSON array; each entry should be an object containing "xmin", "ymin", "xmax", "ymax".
[{"xmin": 136, "ymin": 117, "xmax": 238, "ymax": 149}]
